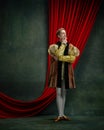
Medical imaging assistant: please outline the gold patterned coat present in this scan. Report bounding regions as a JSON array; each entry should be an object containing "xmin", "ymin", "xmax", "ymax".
[{"xmin": 48, "ymin": 42, "xmax": 80, "ymax": 89}]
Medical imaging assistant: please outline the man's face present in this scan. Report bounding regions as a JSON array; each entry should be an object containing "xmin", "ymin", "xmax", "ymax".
[{"xmin": 58, "ymin": 29, "xmax": 67, "ymax": 40}]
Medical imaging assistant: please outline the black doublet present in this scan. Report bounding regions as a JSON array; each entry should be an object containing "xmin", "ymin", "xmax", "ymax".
[{"xmin": 56, "ymin": 41, "xmax": 69, "ymax": 89}]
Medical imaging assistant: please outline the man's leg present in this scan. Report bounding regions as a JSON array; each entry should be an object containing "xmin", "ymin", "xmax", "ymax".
[
  {"xmin": 61, "ymin": 80, "xmax": 66, "ymax": 116},
  {"xmin": 61, "ymin": 80, "xmax": 71, "ymax": 120},
  {"xmin": 55, "ymin": 81, "xmax": 66, "ymax": 122},
  {"xmin": 55, "ymin": 81, "xmax": 71, "ymax": 122},
  {"xmin": 56, "ymin": 87, "xmax": 63, "ymax": 117}
]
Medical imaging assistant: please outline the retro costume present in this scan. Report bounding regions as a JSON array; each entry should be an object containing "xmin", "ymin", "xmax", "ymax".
[
  {"xmin": 48, "ymin": 41, "xmax": 79, "ymax": 89},
  {"xmin": 48, "ymin": 41, "xmax": 80, "ymax": 121}
]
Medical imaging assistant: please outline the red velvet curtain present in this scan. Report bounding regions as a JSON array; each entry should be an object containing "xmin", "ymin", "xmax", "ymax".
[{"xmin": 0, "ymin": 0, "xmax": 101, "ymax": 118}]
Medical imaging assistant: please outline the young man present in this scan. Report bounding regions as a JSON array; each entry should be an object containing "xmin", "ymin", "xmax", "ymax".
[{"xmin": 48, "ymin": 28, "xmax": 80, "ymax": 122}]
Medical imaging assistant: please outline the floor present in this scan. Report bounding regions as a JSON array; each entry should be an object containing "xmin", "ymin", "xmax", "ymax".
[{"xmin": 0, "ymin": 115, "xmax": 104, "ymax": 130}]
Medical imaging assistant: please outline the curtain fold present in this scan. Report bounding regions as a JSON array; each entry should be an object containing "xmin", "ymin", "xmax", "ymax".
[{"xmin": 0, "ymin": 0, "xmax": 101, "ymax": 118}]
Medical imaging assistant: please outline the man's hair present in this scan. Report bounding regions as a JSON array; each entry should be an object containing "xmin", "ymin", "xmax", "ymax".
[{"xmin": 56, "ymin": 28, "xmax": 65, "ymax": 36}]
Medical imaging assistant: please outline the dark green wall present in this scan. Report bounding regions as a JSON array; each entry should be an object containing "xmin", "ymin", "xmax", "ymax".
[
  {"xmin": 0, "ymin": 0, "xmax": 104, "ymax": 116},
  {"xmin": 0, "ymin": 0, "xmax": 48, "ymax": 100}
]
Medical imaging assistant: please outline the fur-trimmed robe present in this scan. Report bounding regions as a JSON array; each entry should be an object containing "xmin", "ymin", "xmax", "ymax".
[{"xmin": 48, "ymin": 42, "xmax": 77, "ymax": 89}]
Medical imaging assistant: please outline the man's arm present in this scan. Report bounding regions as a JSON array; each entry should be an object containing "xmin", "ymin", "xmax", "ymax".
[
  {"xmin": 55, "ymin": 43, "xmax": 76, "ymax": 63},
  {"xmin": 48, "ymin": 43, "xmax": 76, "ymax": 63},
  {"xmin": 55, "ymin": 43, "xmax": 66, "ymax": 57},
  {"xmin": 48, "ymin": 43, "xmax": 66, "ymax": 61},
  {"xmin": 58, "ymin": 55, "xmax": 76, "ymax": 63},
  {"xmin": 69, "ymin": 44, "xmax": 80, "ymax": 56}
]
